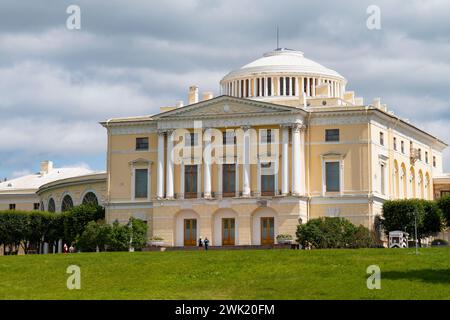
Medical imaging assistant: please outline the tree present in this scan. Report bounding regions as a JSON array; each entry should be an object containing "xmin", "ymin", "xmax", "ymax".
[
  {"xmin": 437, "ymin": 195, "xmax": 450, "ymax": 227},
  {"xmin": 76, "ymin": 220, "xmax": 112, "ymax": 252},
  {"xmin": 63, "ymin": 205, "xmax": 105, "ymax": 244},
  {"xmin": 128, "ymin": 217, "xmax": 148, "ymax": 250},
  {"xmin": 109, "ymin": 220, "xmax": 131, "ymax": 251},
  {"xmin": 382, "ymin": 199, "xmax": 443, "ymax": 245}
]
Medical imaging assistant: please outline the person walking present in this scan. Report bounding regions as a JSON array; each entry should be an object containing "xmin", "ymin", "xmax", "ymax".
[
  {"xmin": 198, "ymin": 237, "xmax": 203, "ymax": 247},
  {"xmin": 204, "ymin": 237, "xmax": 209, "ymax": 251}
]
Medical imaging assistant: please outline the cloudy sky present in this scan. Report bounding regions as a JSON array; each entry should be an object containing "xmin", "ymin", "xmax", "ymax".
[{"xmin": 0, "ymin": 0, "xmax": 449, "ymax": 178}]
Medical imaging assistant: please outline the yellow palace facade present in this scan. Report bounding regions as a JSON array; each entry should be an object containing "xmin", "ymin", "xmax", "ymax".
[{"xmin": 101, "ymin": 49, "xmax": 447, "ymax": 247}]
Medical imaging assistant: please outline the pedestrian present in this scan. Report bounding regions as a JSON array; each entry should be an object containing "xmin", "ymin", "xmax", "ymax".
[
  {"xmin": 69, "ymin": 244, "xmax": 75, "ymax": 253},
  {"xmin": 204, "ymin": 237, "xmax": 209, "ymax": 251},
  {"xmin": 63, "ymin": 243, "xmax": 68, "ymax": 254},
  {"xmin": 198, "ymin": 237, "xmax": 203, "ymax": 247}
]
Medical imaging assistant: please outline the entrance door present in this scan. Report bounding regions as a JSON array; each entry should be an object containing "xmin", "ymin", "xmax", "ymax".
[
  {"xmin": 260, "ymin": 217, "xmax": 274, "ymax": 245},
  {"xmin": 222, "ymin": 218, "xmax": 235, "ymax": 246},
  {"xmin": 184, "ymin": 219, "xmax": 197, "ymax": 246}
]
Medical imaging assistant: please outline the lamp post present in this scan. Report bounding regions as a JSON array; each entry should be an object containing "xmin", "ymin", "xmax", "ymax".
[
  {"xmin": 413, "ymin": 210, "xmax": 419, "ymax": 255},
  {"xmin": 129, "ymin": 220, "xmax": 134, "ymax": 252}
]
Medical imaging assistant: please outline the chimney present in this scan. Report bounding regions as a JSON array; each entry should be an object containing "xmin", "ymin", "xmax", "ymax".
[
  {"xmin": 373, "ymin": 97, "xmax": 381, "ymax": 109},
  {"xmin": 202, "ymin": 91, "xmax": 213, "ymax": 101},
  {"xmin": 176, "ymin": 100, "xmax": 184, "ymax": 108},
  {"xmin": 40, "ymin": 161, "xmax": 53, "ymax": 175},
  {"xmin": 188, "ymin": 86, "xmax": 199, "ymax": 105}
]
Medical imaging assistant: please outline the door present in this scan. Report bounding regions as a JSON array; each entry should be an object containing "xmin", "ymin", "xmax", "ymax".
[
  {"xmin": 184, "ymin": 165, "xmax": 198, "ymax": 199},
  {"xmin": 222, "ymin": 218, "xmax": 235, "ymax": 246},
  {"xmin": 184, "ymin": 219, "xmax": 197, "ymax": 246},
  {"xmin": 261, "ymin": 217, "xmax": 274, "ymax": 245}
]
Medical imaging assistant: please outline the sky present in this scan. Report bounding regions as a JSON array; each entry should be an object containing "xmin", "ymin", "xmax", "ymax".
[{"xmin": 0, "ymin": 0, "xmax": 449, "ymax": 179}]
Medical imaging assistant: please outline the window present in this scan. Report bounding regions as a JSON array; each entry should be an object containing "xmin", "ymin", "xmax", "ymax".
[
  {"xmin": 48, "ymin": 198, "xmax": 56, "ymax": 212},
  {"xmin": 185, "ymin": 133, "xmax": 198, "ymax": 147},
  {"xmin": 61, "ymin": 195, "xmax": 73, "ymax": 212},
  {"xmin": 379, "ymin": 132, "xmax": 384, "ymax": 146},
  {"xmin": 134, "ymin": 168, "xmax": 148, "ymax": 199},
  {"xmin": 325, "ymin": 162, "xmax": 340, "ymax": 192},
  {"xmin": 9, "ymin": 204, "xmax": 16, "ymax": 210},
  {"xmin": 393, "ymin": 137, "xmax": 397, "ymax": 151},
  {"xmin": 184, "ymin": 165, "xmax": 198, "ymax": 198},
  {"xmin": 82, "ymin": 192, "xmax": 98, "ymax": 206},
  {"xmin": 418, "ymin": 148, "xmax": 422, "ymax": 161},
  {"xmin": 325, "ymin": 129, "xmax": 340, "ymax": 142},
  {"xmin": 433, "ymin": 156, "xmax": 436, "ymax": 168},
  {"xmin": 33, "ymin": 203, "xmax": 40, "ymax": 210},
  {"xmin": 261, "ymin": 163, "xmax": 275, "ymax": 196},
  {"xmin": 222, "ymin": 164, "xmax": 236, "ymax": 197},
  {"xmin": 401, "ymin": 141, "xmax": 405, "ymax": 154},
  {"xmin": 261, "ymin": 129, "xmax": 273, "ymax": 144},
  {"xmin": 222, "ymin": 131, "xmax": 236, "ymax": 145},
  {"xmin": 425, "ymin": 151, "xmax": 428, "ymax": 164},
  {"xmin": 380, "ymin": 163, "xmax": 386, "ymax": 195},
  {"xmin": 136, "ymin": 137, "xmax": 149, "ymax": 150}
]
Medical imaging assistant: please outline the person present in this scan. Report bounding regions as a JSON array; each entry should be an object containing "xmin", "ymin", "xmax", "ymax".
[
  {"xmin": 63, "ymin": 243, "xmax": 68, "ymax": 254},
  {"xmin": 198, "ymin": 237, "xmax": 203, "ymax": 247},
  {"xmin": 204, "ymin": 237, "xmax": 209, "ymax": 251},
  {"xmin": 69, "ymin": 244, "xmax": 75, "ymax": 253}
]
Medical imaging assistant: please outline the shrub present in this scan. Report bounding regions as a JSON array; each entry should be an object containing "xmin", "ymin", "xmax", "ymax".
[
  {"xmin": 276, "ymin": 234, "xmax": 293, "ymax": 240},
  {"xmin": 109, "ymin": 218, "xmax": 148, "ymax": 251},
  {"xmin": 296, "ymin": 217, "xmax": 374, "ymax": 249},
  {"xmin": 76, "ymin": 220, "xmax": 112, "ymax": 252},
  {"xmin": 437, "ymin": 196, "xmax": 450, "ymax": 227},
  {"xmin": 62, "ymin": 205, "xmax": 105, "ymax": 244},
  {"xmin": 431, "ymin": 239, "xmax": 449, "ymax": 246}
]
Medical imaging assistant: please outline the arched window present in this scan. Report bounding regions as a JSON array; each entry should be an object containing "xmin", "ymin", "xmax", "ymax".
[
  {"xmin": 48, "ymin": 198, "xmax": 56, "ymax": 213},
  {"xmin": 61, "ymin": 195, "xmax": 74, "ymax": 212},
  {"xmin": 82, "ymin": 192, "xmax": 98, "ymax": 206},
  {"xmin": 40, "ymin": 201, "xmax": 45, "ymax": 211}
]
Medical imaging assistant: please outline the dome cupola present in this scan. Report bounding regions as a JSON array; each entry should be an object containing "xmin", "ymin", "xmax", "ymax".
[{"xmin": 220, "ymin": 48, "xmax": 347, "ymax": 102}]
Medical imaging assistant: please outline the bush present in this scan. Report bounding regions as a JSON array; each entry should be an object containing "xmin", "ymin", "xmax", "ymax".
[
  {"xmin": 76, "ymin": 220, "xmax": 112, "ymax": 252},
  {"xmin": 63, "ymin": 205, "xmax": 105, "ymax": 244},
  {"xmin": 431, "ymin": 239, "xmax": 449, "ymax": 246},
  {"xmin": 109, "ymin": 218, "xmax": 148, "ymax": 251},
  {"xmin": 296, "ymin": 217, "xmax": 375, "ymax": 249},
  {"xmin": 437, "ymin": 196, "xmax": 450, "ymax": 227},
  {"xmin": 382, "ymin": 199, "xmax": 443, "ymax": 244}
]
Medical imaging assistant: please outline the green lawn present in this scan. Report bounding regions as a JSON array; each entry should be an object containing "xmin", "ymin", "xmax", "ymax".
[{"xmin": 0, "ymin": 247, "xmax": 449, "ymax": 300}]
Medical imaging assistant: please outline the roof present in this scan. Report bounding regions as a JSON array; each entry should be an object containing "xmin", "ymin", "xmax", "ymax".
[
  {"xmin": 37, "ymin": 172, "xmax": 107, "ymax": 195},
  {"xmin": 0, "ymin": 167, "xmax": 95, "ymax": 194},
  {"xmin": 221, "ymin": 49, "xmax": 345, "ymax": 82}
]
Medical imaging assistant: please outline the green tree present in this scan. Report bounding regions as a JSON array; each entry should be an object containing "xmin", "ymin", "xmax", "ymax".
[
  {"xmin": 63, "ymin": 205, "xmax": 105, "ymax": 244},
  {"xmin": 76, "ymin": 220, "xmax": 112, "ymax": 252},
  {"xmin": 437, "ymin": 195, "xmax": 450, "ymax": 227}
]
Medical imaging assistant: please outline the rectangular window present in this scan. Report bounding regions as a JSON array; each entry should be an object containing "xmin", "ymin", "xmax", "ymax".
[
  {"xmin": 222, "ymin": 164, "xmax": 236, "ymax": 197},
  {"xmin": 401, "ymin": 141, "xmax": 405, "ymax": 154},
  {"xmin": 134, "ymin": 168, "xmax": 148, "ymax": 199},
  {"xmin": 393, "ymin": 137, "xmax": 397, "ymax": 151},
  {"xmin": 380, "ymin": 163, "xmax": 386, "ymax": 195},
  {"xmin": 34, "ymin": 203, "xmax": 40, "ymax": 210},
  {"xmin": 418, "ymin": 148, "xmax": 422, "ymax": 161},
  {"xmin": 184, "ymin": 165, "xmax": 198, "ymax": 198},
  {"xmin": 136, "ymin": 137, "xmax": 149, "ymax": 151},
  {"xmin": 261, "ymin": 129, "xmax": 273, "ymax": 144},
  {"xmin": 261, "ymin": 163, "xmax": 275, "ymax": 196},
  {"xmin": 325, "ymin": 162, "xmax": 340, "ymax": 192},
  {"xmin": 222, "ymin": 131, "xmax": 236, "ymax": 145},
  {"xmin": 433, "ymin": 156, "xmax": 436, "ymax": 167},
  {"xmin": 425, "ymin": 151, "xmax": 428, "ymax": 164},
  {"xmin": 185, "ymin": 133, "xmax": 198, "ymax": 147},
  {"xmin": 9, "ymin": 204, "xmax": 16, "ymax": 210},
  {"xmin": 325, "ymin": 129, "xmax": 340, "ymax": 142},
  {"xmin": 379, "ymin": 132, "xmax": 384, "ymax": 146}
]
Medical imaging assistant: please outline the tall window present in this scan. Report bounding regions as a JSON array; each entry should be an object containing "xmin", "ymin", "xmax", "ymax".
[
  {"xmin": 61, "ymin": 195, "xmax": 73, "ymax": 212},
  {"xmin": 136, "ymin": 137, "xmax": 149, "ymax": 151},
  {"xmin": 9, "ymin": 204, "xmax": 15, "ymax": 210},
  {"xmin": 82, "ymin": 192, "xmax": 98, "ymax": 206},
  {"xmin": 184, "ymin": 165, "xmax": 198, "ymax": 198},
  {"xmin": 48, "ymin": 198, "xmax": 56, "ymax": 212},
  {"xmin": 223, "ymin": 131, "xmax": 236, "ymax": 145},
  {"xmin": 33, "ymin": 203, "xmax": 40, "ymax": 210},
  {"xmin": 393, "ymin": 137, "xmax": 397, "ymax": 151},
  {"xmin": 380, "ymin": 163, "xmax": 386, "ymax": 195},
  {"xmin": 134, "ymin": 169, "xmax": 148, "ymax": 199},
  {"xmin": 185, "ymin": 133, "xmax": 198, "ymax": 147},
  {"xmin": 379, "ymin": 132, "xmax": 384, "ymax": 146},
  {"xmin": 279, "ymin": 77, "xmax": 284, "ymax": 96},
  {"xmin": 222, "ymin": 164, "xmax": 236, "ymax": 197},
  {"xmin": 425, "ymin": 151, "xmax": 428, "ymax": 164},
  {"xmin": 261, "ymin": 162, "xmax": 275, "ymax": 196},
  {"xmin": 261, "ymin": 129, "xmax": 273, "ymax": 144},
  {"xmin": 401, "ymin": 141, "xmax": 405, "ymax": 154},
  {"xmin": 433, "ymin": 156, "xmax": 436, "ymax": 167},
  {"xmin": 325, "ymin": 129, "xmax": 340, "ymax": 142},
  {"xmin": 325, "ymin": 162, "xmax": 340, "ymax": 192},
  {"xmin": 418, "ymin": 148, "xmax": 422, "ymax": 161}
]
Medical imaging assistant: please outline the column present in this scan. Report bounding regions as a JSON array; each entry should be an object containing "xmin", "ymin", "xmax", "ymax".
[
  {"xmin": 242, "ymin": 125, "xmax": 251, "ymax": 197},
  {"xmin": 299, "ymin": 126, "xmax": 306, "ymax": 195},
  {"xmin": 306, "ymin": 78, "xmax": 310, "ymax": 96},
  {"xmin": 264, "ymin": 77, "xmax": 268, "ymax": 97},
  {"xmin": 283, "ymin": 77, "xmax": 287, "ymax": 96},
  {"xmin": 312, "ymin": 78, "xmax": 316, "ymax": 97},
  {"xmin": 157, "ymin": 131, "xmax": 165, "ymax": 198},
  {"xmin": 203, "ymin": 128, "xmax": 212, "ymax": 198},
  {"xmin": 281, "ymin": 125, "xmax": 289, "ymax": 195},
  {"xmin": 295, "ymin": 77, "xmax": 299, "ymax": 97},
  {"xmin": 166, "ymin": 129, "xmax": 174, "ymax": 199},
  {"xmin": 292, "ymin": 124, "xmax": 302, "ymax": 196}
]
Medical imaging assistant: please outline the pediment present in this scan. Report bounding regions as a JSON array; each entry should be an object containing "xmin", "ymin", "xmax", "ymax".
[{"xmin": 153, "ymin": 96, "xmax": 302, "ymax": 120}]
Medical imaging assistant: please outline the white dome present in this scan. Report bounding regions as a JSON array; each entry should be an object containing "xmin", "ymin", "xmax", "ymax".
[{"xmin": 222, "ymin": 48, "xmax": 345, "ymax": 81}]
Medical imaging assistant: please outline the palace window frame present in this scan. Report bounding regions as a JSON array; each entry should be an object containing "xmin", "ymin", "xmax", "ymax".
[{"xmin": 321, "ymin": 154, "xmax": 344, "ymax": 196}]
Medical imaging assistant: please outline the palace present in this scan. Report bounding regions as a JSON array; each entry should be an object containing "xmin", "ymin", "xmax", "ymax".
[{"xmin": 2, "ymin": 48, "xmax": 449, "ymax": 247}]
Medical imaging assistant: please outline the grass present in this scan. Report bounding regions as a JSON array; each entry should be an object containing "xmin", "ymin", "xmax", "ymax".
[{"xmin": 0, "ymin": 247, "xmax": 449, "ymax": 300}]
